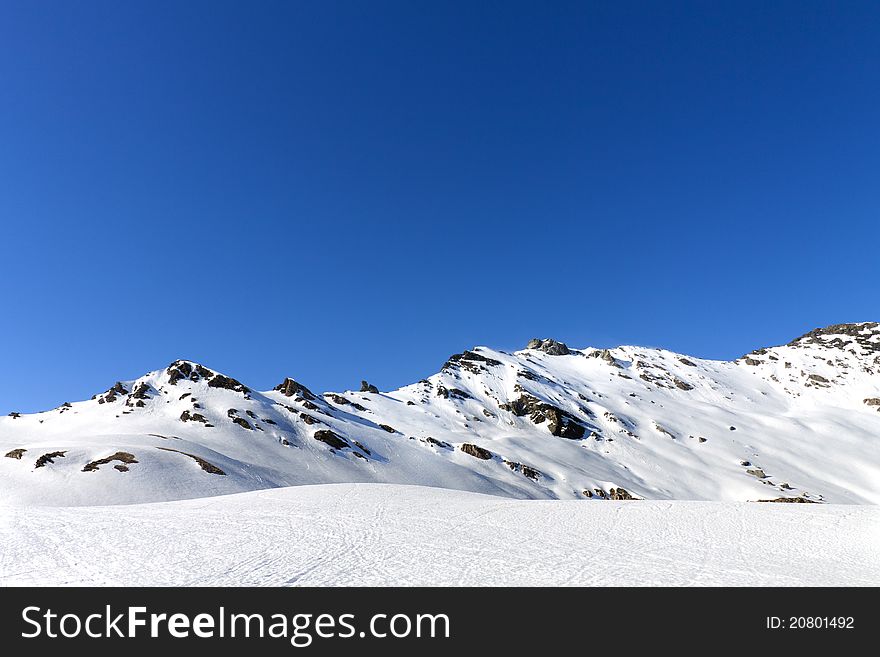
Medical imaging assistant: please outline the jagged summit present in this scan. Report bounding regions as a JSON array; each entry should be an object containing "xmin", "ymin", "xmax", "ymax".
[
  {"xmin": 2, "ymin": 323, "xmax": 878, "ymax": 507},
  {"xmin": 526, "ymin": 338, "xmax": 571, "ymax": 355},
  {"xmin": 788, "ymin": 322, "xmax": 880, "ymax": 353}
]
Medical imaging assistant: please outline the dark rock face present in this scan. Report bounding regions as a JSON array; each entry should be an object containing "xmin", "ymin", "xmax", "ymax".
[
  {"xmin": 208, "ymin": 375, "xmax": 249, "ymax": 393},
  {"xmin": 504, "ymin": 460, "xmax": 541, "ymax": 480},
  {"xmin": 274, "ymin": 377, "xmax": 316, "ymax": 400},
  {"xmin": 500, "ymin": 395, "xmax": 586, "ymax": 439},
  {"xmin": 299, "ymin": 413, "xmax": 320, "ymax": 425},
  {"xmin": 313, "ymin": 429, "xmax": 349, "ymax": 450},
  {"xmin": 360, "ymin": 381, "xmax": 380, "ymax": 394},
  {"xmin": 165, "ymin": 360, "xmax": 248, "ymax": 393},
  {"xmin": 746, "ymin": 468, "xmax": 768, "ymax": 479},
  {"xmin": 82, "ymin": 452, "xmax": 138, "ymax": 473},
  {"xmin": 130, "ymin": 382, "xmax": 151, "ymax": 400},
  {"xmin": 678, "ymin": 357, "xmax": 697, "ymax": 367},
  {"xmin": 378, "ymin": 424, "xmax": 397, "ymax": 433},
  {"xmin": 4, "ymin": 448, "xmax": 26, "ymax": 459},
  {"xmin": 426, "ymin": 437, "xmax": 452, "ymax": 449},
  {"xmin": 460, "ymin": 443, "xmax": 492, "ymax": 460},
  {"xmin": 95, "ymin": 382, "xmax": 128, "ymax": 404},
  {"xmin": 864, "ymin": 398, "xmax": 880, "ymax": 407},
  {"xmin": 526, "ymin": 338, "xmax": 570, "ymax": 355},
  {"xmin": 325, "ymin": 394, "xmax": 367, "ymax": 411},
  {"xmin": 789, "ymin": 322, "xmax": 880, "ymax": 353},
  {"xmin": 673, "ymin": 378, "xmax": 694, "ymax": 391},
  {"xmin": 231, "ymin": 417, "xmax": 252, "ymax": 430},
  {"xmin": 180, "ymin": 410, "xmax": 210, "ymax": 425},
  {"xmin": 443, "ymin": 350, "xmax": 503, "ymax": 373},
  {"xmin": 35, "ymin": 451, "xmax": 66, "ymax": 468},
  {"xmin": 757, "ymin": 496, "xmax": 816, "ymax": 503},
  {"xmin": 436, "ymin": 386, "xmax": 472, "ymax": 400},
  {"xmin": 8, "ymin": 412, "xmax": 21, "ymax": 419},
  {"xmin": 608, "ymin": 487, "xmax": 636, "ymax": 500}
]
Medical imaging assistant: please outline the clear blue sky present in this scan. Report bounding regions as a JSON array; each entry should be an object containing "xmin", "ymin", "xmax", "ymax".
[{"xmin": 1, "ymin": 1, "xmax": 877, "ymax": 412}]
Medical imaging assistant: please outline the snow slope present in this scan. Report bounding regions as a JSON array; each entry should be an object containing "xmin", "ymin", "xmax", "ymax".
[
  {"xmin": 1, "ymin": 484, "xmax": 877, "ymax": 586},
  {"xmin": 1, "ymin": 322, "xmax": 879, "ymax": 505}
]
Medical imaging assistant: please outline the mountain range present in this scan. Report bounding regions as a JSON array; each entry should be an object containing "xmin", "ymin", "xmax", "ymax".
[{"xmin": 2, "ymin": 322, "xmax": 878, "ymax": 506}]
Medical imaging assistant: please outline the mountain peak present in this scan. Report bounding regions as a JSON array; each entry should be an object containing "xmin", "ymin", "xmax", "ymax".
[
  {"xmin": 787, "ymin": 322, "xmax": 880, "ymax": 354},
  {"xmin": 163, "ymin": 360, "xmax": 249, "ymax": 393}
]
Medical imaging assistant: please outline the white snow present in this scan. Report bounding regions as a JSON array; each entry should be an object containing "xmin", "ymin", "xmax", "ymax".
[
  {"xmin": 1, "ymin": 484, "xmax": 877, "ymax": 586},
  {"xmin": 1, "ymin": 324, "xmax": 879, "ymax": 506}
]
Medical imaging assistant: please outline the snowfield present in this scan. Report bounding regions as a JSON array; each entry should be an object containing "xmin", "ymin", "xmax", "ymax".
[{"xmin": 1, "ymin": 484, "xmax": 878, "ymax": 587}]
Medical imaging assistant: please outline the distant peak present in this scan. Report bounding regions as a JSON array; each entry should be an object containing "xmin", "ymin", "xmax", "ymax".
[
  {"xmin": 526, "ymin": 338, "xmax": 570, "ymax": 355},
  {"xmin": 787, "ymin": 322, "xmax": 880, "ymax": 353}
]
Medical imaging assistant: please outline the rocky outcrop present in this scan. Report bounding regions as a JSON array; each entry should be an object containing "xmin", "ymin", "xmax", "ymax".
[
  {"xmin": 360, "ymin": 381, "xmax": 380, "ymax": 394},
  {"xmin": 94, "ymin": 382, "xmax": 128, "ymax": 404},
  {"xmin": 4, "ymin": 448, "xmax": 26, "ymax": 459},
  {"xmin": 82, "ymin": 452, "xmax": 138, "ymax": 473},
  {"xmin": 35, "ymin": 451, "xmax": 66, "ymax": 468},
  {"xmin": 273, "ymin": 378, "xmax": 316, "ymax": 400},
  {"xmin": 443, "ymin": 350, "xmax": 503, "ymax": 373},
  {"xmin": 460, "ymin": 443, "xmax": 492, "ymax": 460},
  {"xmin": 504, "ymin": 460, "xmax": 541, "ymax": 480},
  {"xmin": 156, "ymin": 447, "xmax": 225, "ymax": 475},
  {"xmin": 313, "ymin": 430, "xmax": 349, "ymax": 450},
  {"xmin": 527, "ymin": 338, "xmax": 570, "ymax": 355},
  {"xmin": 500, "ymin": 394, "xmax": 586, "ymax": 439}
]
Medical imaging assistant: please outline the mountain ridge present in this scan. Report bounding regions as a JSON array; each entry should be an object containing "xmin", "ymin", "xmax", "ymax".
[{"xmin": 2, "ymin": 322, "xmax": 878, "ymax": 506}]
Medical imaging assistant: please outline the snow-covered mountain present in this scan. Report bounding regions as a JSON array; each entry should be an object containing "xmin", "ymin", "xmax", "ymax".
[{"xmin": 2, "ymin": 322, "xmax": 878, "ymax": 506}]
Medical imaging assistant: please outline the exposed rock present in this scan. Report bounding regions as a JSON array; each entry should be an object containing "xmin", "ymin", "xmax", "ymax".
[
  {"xmin": 436, "ymin": 385, "xmax": 472, "ymax": 400},
  {"xmin": 359, "ymin": 380, "xmax": 380, "ymax": 394},
  {"xmin": 864, "ymin": 398, "xmax": 880, "ymax": 407},
  {"xmin": 4, "ymin": 448, "xmax": 26, "ymax": 459},
  {"xmin": 378, "ymin": 424, "xmax": 397, "ymax": 433},
  {"xmin": 274, "ymin": 378, "xmax": 316, "ymax": 400},
  {"xmin": 744, "ymin": 358, "xmax": 762, "ymax": 366},
  {"xmin": 504, "ymin": 460, "xmax": 541, "ymax": 480},
  {"xmin": 673, "ymin": 378, "xmax": 694, "ymax": 391},
  {"xmin": 443, "ymin": 350, "xmax": 503, "ymax": 372},
  {"xmin": 757, "ymin": 496, "xmax": 816, "ymax": 503},
  {"xmin": 325, "ymin": 394, "xmax": 367, "ymax": 411},
  {"xmin": 129, "ymin": 382, "xmax": 151, "ymax": 400},
  {"xmin": 460, "ymin": 443, "xmax": 492, "ymax": 460},
  {"xmin": 299, "ymin": 413, "xmax": 320, "ymax": 425},
  {"xmin": 35, "ymin": 451, "xmax": 66, "ymax": 468},
  {"xmin": 95, "ymin": 382, "xmax": 128, "ymax": 404},
  {"xmin": 746, "ymin": 468, "xmax": 768, "ymax": 479},
  {"xmin": 180, "ymin": 410, "xmax": 209, "ymax": 425},
  {"xmin": 208, "ymin": 374, "xmax": 249, "ymax": 393},
  {"xmin": 609, "ymin": 487, "xmax": 636, "ymax": 500},
  {"xmin": 352, "ymin": 440, "xmax": 371, "ymax": 455},
  {"xmin": 8, "ymin": 412, "xmax": 21, "ymax": 419},
  {"xmin": 426, "ymin": 437, "xmax": 452, "ymax": 449},
  {"xmin": 678, "ymin": 357, "xmax": 697, "ymax": 367},
  {"xmin": 232, "ymin": 417, "xmax": 252, "ymax": 430},
  {"xmin": 83, "ymin": 452, "xmax": 138, "ymax": 473},
  {"xmin": 500, "ymin": 394, "xmax": 586, "ymax": 439},
  {"xmin": 156, "ymin": 447, "xmax": 225, "ymax": 475},
  {"xmin": 526, "ymin": 338, "xmax": 570, "ymax": 356},
  {"xmin": 314, "ymin": 429, "xmax": 349, "ymax": 450}
]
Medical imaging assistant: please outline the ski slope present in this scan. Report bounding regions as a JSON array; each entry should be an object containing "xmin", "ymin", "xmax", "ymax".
[{"xmin": 1, "ymin": 484, "xmax": 877, "ymax": 586}]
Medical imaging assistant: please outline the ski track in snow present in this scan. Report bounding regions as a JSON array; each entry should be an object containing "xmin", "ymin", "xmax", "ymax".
[{"xmin": 1, "ymin": 484, "xmax": 877, "ymax": 587}]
